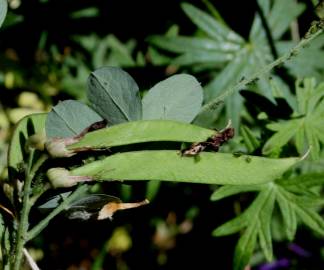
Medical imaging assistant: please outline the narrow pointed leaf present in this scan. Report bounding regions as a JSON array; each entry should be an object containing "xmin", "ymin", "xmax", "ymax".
[
  {"xmin": 148, "ymin": 35, "xmax": 239, "ymax": 53},
  {"xmin": 213, "ymin": 213, "xmax": 247, "ymax": 236},
  {"xmin": 276, "ymin": 189, "xmax": 298, "ymax": 240},
  {"xmin": 181, "ymin": 3, "xmax": 243, "ymax": 43},
  {"xmin": 232, "ymin": 188, "xmax": 274, "ymax": 270},
  {"xmin": 71, "ymin": 151, "xmax": 299, "ymax": 185},
  {"xmin": 269, "ymin": 0, "xmax": 305, "ymax": 39},
  {"xmin": 211, "ymin": 185, "xmax": 262, "ymax": 201},
  {"xmin": 279, "ymin": 173, "xmax": 324, "ymax": 190},
  {"xmin": 204, "ymin": 49, "xmax": 248, "ymax": 101},
  {"xmin": 234, "ymin": 225, "xmax": 258, "ymax": 270},
  {"xmin": 295, "ymin": 127, "xmax": 305, "ymax": 155},
  {"xmin": 240, "ymin": 125, "xmax": 260, "ymax": 153},
  {"xmin": 87, "ymin": 66, "xmax": 142, "ymax": 124},
  {"xmin": 294, "ymin": 206, "xmax": 324, "ymax": 235},
  {"xmin": 262, "ymin": 119, "xmax": 301, "ymax": 155},
  {"xmin": 258, "ymin": 189, "xmax": 276, "ymax": 261},
  {"xmin": 142, "ymin": 74, "xmax": 203, "ymax": 123},
  {"xmin": 46, "ymin": 100, "xmax": 103, "ymax": 138},
  {"xmin": 305, "ymin": 122, "xmax": 320, "ymax": 160},
  {"xmin": 173, "ymin": 51, "xmax": 233, "ymax": 65},
  {"xmin": 68, "ymin": 120, "xmax": 215, "ymax": 150}
]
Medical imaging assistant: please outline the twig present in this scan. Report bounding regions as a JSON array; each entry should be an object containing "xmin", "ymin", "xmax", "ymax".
[{"xmin": 23, "ymin": 248, "xmax": 40, "ymax": 270}]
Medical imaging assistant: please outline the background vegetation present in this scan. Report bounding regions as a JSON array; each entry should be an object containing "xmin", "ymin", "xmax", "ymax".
[{"xmin": 0, "ymin": 0, "xmax": 324, "ymax": 269}]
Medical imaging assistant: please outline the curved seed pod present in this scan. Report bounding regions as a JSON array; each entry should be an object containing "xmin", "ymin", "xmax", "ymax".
[
  {"xmin": 67, "ymin": 120, "xmax": 216, "ymax": 151},
  {"xmin": 69, "ymin": 151, "xmax": 300, "ymax": 185}
]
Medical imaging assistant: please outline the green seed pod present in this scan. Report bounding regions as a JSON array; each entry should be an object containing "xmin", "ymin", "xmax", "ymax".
[
  {"xmin": 68, "ymin": 120, "xmax": 216, "ymax": 151},
  {"xmin": 70, "ymin": 150, "xmax": 300, "ymax": 185}
]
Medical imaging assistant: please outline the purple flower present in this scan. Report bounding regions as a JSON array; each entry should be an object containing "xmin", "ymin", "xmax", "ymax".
[
  {"xmin": 259, "ymin": 258, "xmax": 290, "ymax": 270},
  {"xmin": 288, "ymin": 243, "xmax": 311, "ymax": 258}
]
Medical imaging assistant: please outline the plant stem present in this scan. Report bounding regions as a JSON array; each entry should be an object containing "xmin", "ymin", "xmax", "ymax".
[
  {"xmin": 12, "ymin": 149, "xmax": 35, "ymax": 270},
  {"xmin": 26, "ymin": 184, "xmax": 88, "ymax": 241},
  {"xmin": 11, "ymin": 153, "xmax": 48, "ymax": 270},
  {"xmin": 198, "ymin": 20, "xmax": 323, "ymax": 115}
]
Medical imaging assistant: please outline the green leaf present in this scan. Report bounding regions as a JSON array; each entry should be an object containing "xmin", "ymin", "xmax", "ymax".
[
  {"xmin": 262, "ymin": 119, "xmax": 301, "ymax": 155},
  {"xmin": 234, "ymin": 187, "xmax": 275, "ymax": 269},
  {"xmin": 181, "ymin": 3, "xmax": 243, "ymax": 43},
  {"xmin": 276, "ymin": 187, "xmax": 298, "ymax": 240},
  {"xmin": 0, "ymin": 212, "xmax": 4, "ymax": 243},
  {"xmin": 148, "ymin": 35, "xmax": 239, "ymax": 54},
  {"xmin": 277, "ymin": 35, "xmax": 324, "ymax": 80},
  {"xmin": 70, "ymin": 151, "xmax": 299, "ymax": 185},
  {"xmin": 46, "ymin": 100, "xmax": 103, "ymax": 138},
  {"xmin": 214, "ymin": 186, "xmax": 277, "ymax": 270},
  {"xmin": 263, "ymin": 78, "xmax": 324, "ymax": 159},
  {"xmin": 240, "ymin": 125, "xmax": 260, "ymax": 153},
  {"xmin": 8, "ymin": 113, "xmax": 47, "ymax": 180},
  {"xmin": 142, "ymin": 74, "xmax": 203, "ymax": 123},
  {"xmin": 279, "ymin": 173, "xmax": 324, "ymax": 191},
  {"xmin": 211, "ymin": 185, "xmax": 262, "ymax": 201},
  {"xmin": 0, "ymin": 0, "xmax": 7, "ymax": 28},
  {"xmin": 68, "ymin": 120, "xmax": 215, "ymax": 150},
  {"xmin": 258, "ymin": 190, "xmax": 275, "ymax": 262},
  {"xmin": 146, "ymin": 181, "xmax": 161, "ymax": 201},
  {"xmin": 213, "ymin": 213, "xmax": 248, "ymax": 236},
  {"xmin": 267, "ymin": 0, "xmax": 305, "ymax": 39},
  {"xmin": 37, "ymin": 191, "xmax": 72, "ymax": 211},
  {"xmin": 173, "ymin": 51, "xmax": 233, "ymax": 66},
  {"xmin": 204, "ymin": 49, "xmax": 248, "ymax": 101},
  {"xmin": 276, "ymin": 179, "xmax": 324, "ymax": 239},
  {"xmin": 234, "ymin": 225, "xmax": 258, "ymax": 270},
  {"xmin": 149, "ymin": 0, "xmax": 314, "ymax": 130},
  {"xmin": 192, "ymin": 100, "xmax": 224, "ymax": 128},
  {"xmin": 212, "ymin": 171, "xmax": 324, "ymax": 270},
  {"xmin": 203, "ymin": 49, "xmax": 249, "ymax": 129},
  {"xmin": 87, "ymin": 67, "xmax": 142, "ymax": 124},
  {"xmin": 70, "ymin": 7, "xmax": 99, "ymax": 19},
  {"xmin": 294, "ymin": 205, "xmax": 324, "ymax": 235}
]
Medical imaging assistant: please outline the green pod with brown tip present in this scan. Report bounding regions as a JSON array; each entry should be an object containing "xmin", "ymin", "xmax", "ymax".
[
  {"xmin": 67, "ymin": 120, "xmax": 216, "ymax": 151},
  {"xmin": 69, "ymin": 151, "xmax": 300, "ymax": 185}
]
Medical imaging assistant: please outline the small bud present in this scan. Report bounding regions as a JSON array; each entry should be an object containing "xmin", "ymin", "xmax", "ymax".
[
  {"xmin": 47, "ymin": 168, "xmax": 92, "ymax": 188},
  {"xmin": 26, "ymin": 132, "xmax": 46, "ymax": 151},
  {"xmin": 45, "ymin": 137, "xmax": 79, "ymax": 158}
]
